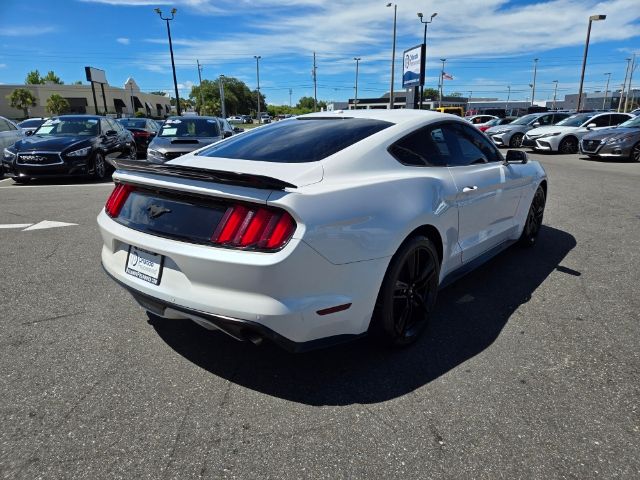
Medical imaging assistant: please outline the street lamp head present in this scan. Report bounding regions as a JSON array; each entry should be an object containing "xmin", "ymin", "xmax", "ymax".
[
  {"xmin": 171, "ymin": 8, "xmax": 177, "ymax": 15},
  {"xmin": 386, "ymin": 3, "xmax": 393, "ymax": 7},
  {"xmin": 417, "ymin": 12, "xmax": 423, "ymax": 18},
  {"xmin": 154, "ymin": 8, "xmax": 161, "ymax": 14},
  {"xmin": 431, "ymin": 13, "xmax": 438, "ymax": 19},
  {"xmin": 589, "ymin": 14, "xmax": 606, "ymax": 21}
]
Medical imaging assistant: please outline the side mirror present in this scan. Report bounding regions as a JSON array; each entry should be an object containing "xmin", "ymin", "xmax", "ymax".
[
  {"xmin": 506, "ymin": 150, "xmax": 528, "ymax": 164},
  {"xmin": 586, "ymin": 123, "xmax": 597, "ymax": 130},
  {"xmin": 223, "ymin": 130, "xmax": 233, "ymax": 138},
  {"xmin": 25, "ymin": 130, "xmax": 34, "ymax": 136},
  {"xmin": 233, "ymin": 127, "xmax": 244, "ymax": 133},
  {"xmin": 532, "ymin": 121, "xmax": 541, "ymax": 127},
  {"xmin": 106, "ymin": 129, "xmax": 118, "ymax": 136}
]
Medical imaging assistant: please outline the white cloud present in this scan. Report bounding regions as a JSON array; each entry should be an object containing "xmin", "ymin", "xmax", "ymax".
[
  {"xmin": 0, "ymin": 64, "xmax": 6, "ymax": 69},
  {"xmin": 0, "ymin": 26, "xmax": 57, "ymax": 37},
  {"xmin": 79, "ymin": 0, "xmax": 225, "ymax": 14},
  {"xmin": 116, "ymin": 37, "xmax": 130, "ymax": 45}
]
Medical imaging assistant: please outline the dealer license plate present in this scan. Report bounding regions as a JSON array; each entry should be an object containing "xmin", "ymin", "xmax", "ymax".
[{"xmin": 125, "ymin": 245, "xmax": 163, "ymax": 285}]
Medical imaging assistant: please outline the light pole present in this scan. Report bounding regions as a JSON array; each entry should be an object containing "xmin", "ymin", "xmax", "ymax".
[
  {"xmin": 602, "ymin": 72, "xmax": 611, "ymax": 109},
  {"xmin": 386, "ymin": 3, "xmax": 397, "ymax": 109},
  {"xmin": 196, "ymin": 59, "xmax": 204, "ymax": 114},
  {"xmin": 219, "ymin": 74, "xmax": 226, "ymax": 118},
  {"xmin": 577, "ymin": 14, "xmax": 606, "ymax": 112},
  {"xmin": 619, "ymin": 58, "xmax": 632, "ymax": 112},
  {"xmin": 438, "ymin": 58, "xmax": 446, "ymax": 108},
  {"xmin": 552, "ymin": 80, "xmax": 559, "ymax": 110},
  {"xmin": 154, "ymin": 8, "xmax": 181, "ymax": 116},
  {"xmin": 505, "ymin": 85, "xmax": 511, "ymax": 113},
  {"xmin": 289, "ymin": 88, "xmax": 292, "ymax": 108},
  {"xmin": 417, "ymin": 12, "xmax": 437, "ymax": 110},
  {"xmin": 254, "ymin": 55, "xmax": 261, "ymax": 121},
  {"xmin": 624, "ymin": 54, "xmax": 637, "ymax": 112},
  {"xmin": 531, "ymin": 58, "xmax": 539, "ymax": 106},
  {"xmin": 353, "ymin": 57, "xmax": 361, "ymax": 110}
]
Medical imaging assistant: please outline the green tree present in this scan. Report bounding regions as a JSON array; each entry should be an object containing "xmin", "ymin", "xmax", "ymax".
[
  {"xmin": 422, "ymin": 88, "xmax": 440, "ymax": 100},
  {"xmin": 6, "ymin": 88, "xmax": 37, "ymax": 118},
  {"xmin": 296, "ymin": 96, "xmax": 316, "ymax": 111},
  {"xmin": 25, "ymin": 70, "xmax": 43, "ymax": 84},
  {"xmin": 189, "ymin": 77, "xmax": 265, "ymax": 116},
  {"xmin": 43, "ymin": 71, "xmax": 63, "ymax": 84},
  {"xmin": 449, "ymin": 92, "xmax": 463, "ymax": 98},
  {"xmin": 73, "ymin": 80, "xmax": 83, "ymax": 85},
  {"xmin": 45, "ymin": 94, "xmax": 69, "ymax": 115}
]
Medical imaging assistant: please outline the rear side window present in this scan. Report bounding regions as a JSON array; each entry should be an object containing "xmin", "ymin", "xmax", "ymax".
[
  {"xmin": 197, "ymin": 118, "xmax": 392, "ymax": 163},
  {"xmin": 388, "ymin": 125, "xmax": 452, "ymax": 167}
]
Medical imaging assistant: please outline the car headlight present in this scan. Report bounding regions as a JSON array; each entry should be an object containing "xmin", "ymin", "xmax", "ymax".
[
  {"xmin": 540, "ymin": 132, "xmax": 561, "ymax": 138},
  {"xmin": 3, "ymin": 148, "xmax": 16, "ymax": 161},
  {"xmin": 147, "ymin": 149, "xmax": 164, "ymax": 159},
  {"xmin": 67, "ymin": 146, "xmax": 92, "ymax": 157},
  {"xmin": 606, "ymin": 135, "xmax": 633, "ymax": 144},
  {"xmin": 494, "ymin": 129, "xmax": 510, "ymax": 135}
]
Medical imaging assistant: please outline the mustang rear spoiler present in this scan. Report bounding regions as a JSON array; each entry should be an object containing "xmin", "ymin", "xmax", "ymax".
[{"xmin": 112, "ymin": 159, "xmax": 297, "ymax": 190}]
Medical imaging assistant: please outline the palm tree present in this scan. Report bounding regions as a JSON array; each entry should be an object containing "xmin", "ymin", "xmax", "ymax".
[
  {"xmin": 46, "ymin": 94, "xmax": 70, "ymax": 115},
  {"xmin": 6, "ymin": 88, "xmax": 37, "ymax": 118}
]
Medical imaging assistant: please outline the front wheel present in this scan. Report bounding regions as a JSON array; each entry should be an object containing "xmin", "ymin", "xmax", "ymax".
[
  {"xmin": 559, "ymin": 137, "xmax": 578, "ymax": 154},
  {"xmin": 93, "ymin": 152, "xmax": 107, "ymax": 180},
  {"xmin": 631, "ymin": 142, "xmax": 640, "ymax": 162},
  {"xmin": 13, "ymin": 177, "xmax": 30, "ymax": 184},
  {"xmin": 509, "ymin": 133, "xmax": 524, "ymax": 148},
  {"xmin": 519, "ymin": 186, "xmax": 546, "ymax": 247},
  {"xmin": 370, "ymin": 236, "xmax": 440, "ymax": 347}
]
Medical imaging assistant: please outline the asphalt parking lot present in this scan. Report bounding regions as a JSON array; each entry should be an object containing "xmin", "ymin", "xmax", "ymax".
[{"xmin": 1, "ymin": 151, "xmax": 639, "ymax": 479}]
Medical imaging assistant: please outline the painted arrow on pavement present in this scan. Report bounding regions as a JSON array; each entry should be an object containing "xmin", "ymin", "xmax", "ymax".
[{"xmin": 0, "ymin": 221, "xmax": 78, "ymax": 231}]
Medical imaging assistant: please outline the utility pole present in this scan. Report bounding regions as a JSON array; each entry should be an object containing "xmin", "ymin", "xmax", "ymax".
[
  {"xmin": 312, "ymin": 52, "xmax": 318, "ymax": 112},
  {"xmin": 417, "ymin": 12, "xmax": 437, "ymax": 110},
  {"xmin": 552, "ymin": 80, "xmax": 559, "ymax": 110},
  {"xmin": 155, "ymin": 8, "xmax": 181, "ymax": 116},
  {"xmin": 531, "ymin": 58, "xmax": 539, "ymax": 106},
  {"xmin": 505, "ymin": 85, "xmax": 511, "ymax": 113},
  {"xmin": 254, "ymin": 55, "xmax": 261, "ymax": 121},
  {"xmin": 289, "ymin": 88, "xmax": 292, "ymax": 108},
  {"xmin": 219, "ymin": 74, "xmax": 226, "ymax": 118},
  {"xmin": 353, "ymin": 57, "xmax": 361, "ymax": 110},
  {"xmin": 438, "ymin": 58, "xmax": 446, "ymax": 108},
  {"xmin": 619, "ymin": 58, "xmax": 632, "ymax": 112},
  {"xmin": 387, "ymin": 3, "xmax": 397, "ymax": 109},
  {"xmin": 624, "ymin": 53, "xmax": 636, "ymax": 113},
  {"xmin": 196, "ymin": 60, "xmax": 204, "ymax": 114},
  {"xmin": 602, "ymin": 73, "xmax": 611, "ymax": 110},
  {"xmin": 577, "ymin": 14, "xmax": 606, "ymax": 112}
]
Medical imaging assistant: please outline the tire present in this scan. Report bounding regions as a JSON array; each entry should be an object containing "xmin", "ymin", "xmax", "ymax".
[
  {"xmin": 559, "ymin": 136, "xmax": 578, "ymax": 154},
  {"xmin": 519, "ymin": 186, "xmax": 546, "ymax": 247},
  {"xmin": 370, "ymin": 236, "xmax": 440, "ymax": 347},
  {"xmin": 631, "ymin": 142, "xmax": 640, "ymax": 162},
  {"xmin": 13, "ymin": 177, "xmax": 30, "ymax": 184},
  {"xmin": 509, "ymin": 133, "xmax": 524, "ymax": 148},
  {"xmin": 93, "ymin": 152, "xmax": 107, "ymax": 180}
]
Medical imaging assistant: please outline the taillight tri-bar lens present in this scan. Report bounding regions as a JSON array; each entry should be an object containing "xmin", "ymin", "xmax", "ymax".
[
  {"xmin": 105, "ymin": 183, "xmax": 135, "ymax": 218},
  {"xmin": 211, "ymin": 204, "xmax": 296, "ymax": 251}
]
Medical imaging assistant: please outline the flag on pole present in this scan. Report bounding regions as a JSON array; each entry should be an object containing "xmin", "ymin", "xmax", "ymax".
[{"xmin": 442, "ymin": 72, "xmax": 454, "ymax": 80}]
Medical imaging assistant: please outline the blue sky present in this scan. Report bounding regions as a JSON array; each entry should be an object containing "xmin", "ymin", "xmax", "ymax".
[{"xmin": 1, "ymin": 0, "xmax": 639, "ymax": 105}]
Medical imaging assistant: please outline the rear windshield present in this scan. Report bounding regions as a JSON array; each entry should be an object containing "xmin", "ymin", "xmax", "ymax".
[
  {"xmin": 197, "ymin": 117, "xmax": 393, "ymax": 163},
  {"xmin": 159, "ymin": 118, "xmax": 220, "ymax": 138},
  {"xmin": 19, "ymin": 119, "xmax": 45, "ymax": 128},
  {"xmin": 118, "ymin": 118, "xmax": 147, "ymax": 129}
]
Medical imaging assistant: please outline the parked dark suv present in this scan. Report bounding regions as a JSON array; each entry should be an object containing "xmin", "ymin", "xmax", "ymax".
[{"xmin": 2, "ymin": 115, "xmax": 135, "ymax": 183}]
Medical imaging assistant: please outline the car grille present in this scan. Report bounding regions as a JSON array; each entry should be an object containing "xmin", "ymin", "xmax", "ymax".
[
  {"xmin": 582, "ymin": 140, "xmax": 601, "ymax": 153},
  {"xmin": 16, "ymin": 152, "xmax": 63, "ymax": 166}
]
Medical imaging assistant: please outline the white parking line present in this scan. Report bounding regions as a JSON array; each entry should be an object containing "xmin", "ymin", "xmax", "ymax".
[
  {"xmin": 0, "ymin": 178, "xmax": 12, "ymax": 183},
  {"xmin": 0, "ymin": 182, "xmax": 114, "ymax": 189}
]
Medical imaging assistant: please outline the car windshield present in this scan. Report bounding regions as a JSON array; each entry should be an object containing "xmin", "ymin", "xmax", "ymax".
[
  {"xmin": 158, "ymin": 118, "xmax": 220, "ymax": 137},
  {"xmin": 485, "ymin": 118, "xmax": 505, "ymax": 127},
  {"xmin": 510, "ymin": 114, "xmax": 540, "ymax": 126},
  {"xmin": 556, "ymin": 113, "xmax": 596, "ymax": 127},
  {"xmin": 34, "ymin": 118, "xmax": 99, "ymax": 136},
  {"xmin": 197, "ymin": 117, "xmax": 393, "ymax": 163},
  {"xmin": 618, "ymin": 116, "xmax": 640, "ymax": 128},
  {"xmin": 118, "ymin": 119, "xmax": 147, "ymax": 129},
  {"xmin": 19, "ymin": 119, "xmax": 44, "ymax": 128}
]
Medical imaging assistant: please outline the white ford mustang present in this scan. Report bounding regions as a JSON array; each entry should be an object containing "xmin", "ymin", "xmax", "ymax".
[{"xmin": 98, "ymin": 110, "xmax": 547, "ymax": 352}]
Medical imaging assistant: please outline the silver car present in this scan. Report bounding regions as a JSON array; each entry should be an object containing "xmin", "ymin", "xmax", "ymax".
[
  {"xmin": 0, "ymin": 116, "xmax": 23, "ymax": 174},
  {"xmin": 485, "ymin": 112, "xmax": 570, "ymax": 148},
  {"xmin": 146, "ymin": 116, "xmax": 231, "ymax": 163},
  {"xmin": 580, "ymin": 114, "xmax": 640, "ymax": 161}
]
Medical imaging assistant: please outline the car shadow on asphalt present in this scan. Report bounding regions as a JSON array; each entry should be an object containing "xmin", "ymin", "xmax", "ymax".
[
  {"xmin": 148, "ymin": 225, "xmax": 576, "ymax": 406},
  {"xmin": 578, "ymin": 155, "xmax": 635, "ymax": 164}
]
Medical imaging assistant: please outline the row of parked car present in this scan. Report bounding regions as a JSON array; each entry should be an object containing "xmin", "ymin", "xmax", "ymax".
[
  {"xmin": 0, "ymin": 114, "xmax": 245, "ymax": 183},
  {"xmin": 466, "ymin": 111, "xmax": 640, "ymax": 160}
]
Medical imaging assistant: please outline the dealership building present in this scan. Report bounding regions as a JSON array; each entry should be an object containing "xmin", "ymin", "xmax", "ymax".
[{"xmin": 0, "ymin": 77, "xmax": 171, "ymax": 121}]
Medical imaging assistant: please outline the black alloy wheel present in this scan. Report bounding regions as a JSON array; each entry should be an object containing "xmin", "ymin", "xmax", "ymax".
[
  {"xmin": 371, "ymin": 236, "xmax": 440, "ymax": 347},
  {"xmin": 631, "ymin": 142, "xmax": 640, "ymax": 162},
  {"xmin": 13, "ymin": 177, "xmax": 30, "ymax": 184},
  {"xmin": 559, "ymin": 136, "xmax": 578, "ymax": 154},
  {"xmin": 509, "ymin": 133, "xmax": 524, "ymax": 148},
  {"xmin": 519, "ymin": 186, "xmax": 546, "ymax": 247},
  {"xmin": 93, "ymin": 152, "xmax": 107, "ymax": 180}
]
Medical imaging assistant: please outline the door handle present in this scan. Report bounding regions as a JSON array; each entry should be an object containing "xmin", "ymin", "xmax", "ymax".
[{"xmin": 462, "ymin": 186, "xmax": 478, "ymax": 192}]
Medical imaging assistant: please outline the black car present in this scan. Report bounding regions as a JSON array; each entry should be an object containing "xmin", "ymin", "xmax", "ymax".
[
  {"xmin": 2, "ymin": 115, "xmax": 135, "ymax": 183},
  {"xmin": 117, "ymin": 117, "xmax": 160, "ymax": 158}
]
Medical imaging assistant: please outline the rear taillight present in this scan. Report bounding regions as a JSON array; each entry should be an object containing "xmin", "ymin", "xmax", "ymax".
[
  {"xmin": 211, "ymin": 204, "xmax": 296, "ymax": 251},
  {"xmin": 105, "ymin": 184, "xmax": 135, "ymax": 218},
  {"xmin": 133, "ymin": 131, "xmax": 153, "ymax": 138}
]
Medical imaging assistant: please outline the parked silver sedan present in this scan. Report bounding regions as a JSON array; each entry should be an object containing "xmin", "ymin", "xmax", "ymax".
[
  {"xmin": 486, "ymin": 112, "xmax": 570, "ymax": 148},
  {"xmin": 580, "ymin": 114, "xmax": 640, "ymax": 161}
]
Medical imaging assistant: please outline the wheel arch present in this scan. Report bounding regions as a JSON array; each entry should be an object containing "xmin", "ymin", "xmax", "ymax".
[
  {"xmin": 401, "ymin": 224, "xmax": 443, "ymax": 267},
  {"xmin": 538, "ymin": 179, "xmax": 548, "ymax": 197}
]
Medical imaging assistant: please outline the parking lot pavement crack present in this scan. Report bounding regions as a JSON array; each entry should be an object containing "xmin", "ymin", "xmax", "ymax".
[
  {"xmin": 160, "ymin": 401, "xmax": 192, "ymax": 480},
  {"xmin": 21, "ymin": 311, "xmax": 85, "ymax": 326}
]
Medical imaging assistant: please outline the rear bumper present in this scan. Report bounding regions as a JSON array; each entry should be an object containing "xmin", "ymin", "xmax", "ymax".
[{"xmin": 98, "ymin": 210, "xmax": 389, "ymax": 347}]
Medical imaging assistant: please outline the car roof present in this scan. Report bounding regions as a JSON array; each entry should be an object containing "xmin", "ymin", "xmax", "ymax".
[{"xmin": 298, "ymin": 109, "xmax": 453, "ymax": 127}]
